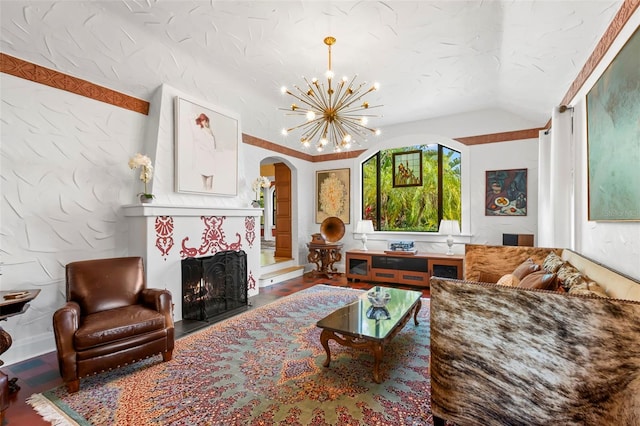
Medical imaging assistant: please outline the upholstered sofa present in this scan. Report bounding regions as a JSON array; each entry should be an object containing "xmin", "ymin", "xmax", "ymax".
[{"xmin": 430, "ymin": 244, "xmax": 640, "ymax": 425}]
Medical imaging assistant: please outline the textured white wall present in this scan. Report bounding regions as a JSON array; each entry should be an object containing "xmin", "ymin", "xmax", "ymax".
[{"xmin": 1, "ymin": 74, "xmax": 147, "ymax": 364}]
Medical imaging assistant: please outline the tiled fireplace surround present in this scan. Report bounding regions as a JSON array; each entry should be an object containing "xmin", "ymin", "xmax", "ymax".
[{"xmin": 123, "ymin": 204, "xmax": 261, "ymax": 321}]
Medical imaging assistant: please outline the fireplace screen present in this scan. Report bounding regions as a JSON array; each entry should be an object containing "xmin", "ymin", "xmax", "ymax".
[{"xmin": 181, "ymin": 250, "xmax": 248, "ymax": 321}]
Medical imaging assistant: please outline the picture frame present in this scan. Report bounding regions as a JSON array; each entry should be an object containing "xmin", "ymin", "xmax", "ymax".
[
  {"xmin": 586, "ymin": 27, "xmax": 640, "ymax": 221},
  {"xmin": 485, "ymin": 168, "xmax": 527, "ymax": 216},
  {"xmin": 174, "ymin": 96, "xmax": 240, "ymax": 196},
  {"xmin": 392, "ymin": 150, "xmax": 423, "ymax": 187},
  {"xmin": 316, "ymin": 168, "xmax": 350, "ymax": 224}
]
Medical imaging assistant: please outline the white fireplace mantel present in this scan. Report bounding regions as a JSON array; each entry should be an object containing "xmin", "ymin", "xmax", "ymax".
[
  {"xmin": 122, "ymin": 203, "xmax": 263, "ymax": 321},
  {"xmin": 122, "ymin": 203, "xmax": 263, "ymax": 218}
]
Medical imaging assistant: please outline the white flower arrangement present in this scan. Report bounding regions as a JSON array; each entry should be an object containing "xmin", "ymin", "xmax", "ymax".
[
  {"xmin": 128, "ymin": 153, "xmax": 154, "ymax": 199},
  {"xmin": 252, "ymin": 176, "xmax": 271, "ymax": 202}
]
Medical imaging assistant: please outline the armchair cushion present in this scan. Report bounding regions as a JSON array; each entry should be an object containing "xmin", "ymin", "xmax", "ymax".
[{"xmin": 74, "ymin": 305, "xmax": 167, "ymax": 351}]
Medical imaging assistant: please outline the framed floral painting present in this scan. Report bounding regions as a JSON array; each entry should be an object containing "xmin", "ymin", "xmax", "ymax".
[
  {"xmin": 174, "ymin": 96, "xmax": 240, "ymax": 196},
  {"xmin": 316, "ymin": 168, "xmax": 350, "ymax": 224}
]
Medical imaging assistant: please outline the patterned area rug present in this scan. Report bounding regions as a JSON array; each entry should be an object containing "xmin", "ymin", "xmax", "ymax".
[{"xmin": 28, "ymin": 284, "xmax": 433, "ymax": 425}]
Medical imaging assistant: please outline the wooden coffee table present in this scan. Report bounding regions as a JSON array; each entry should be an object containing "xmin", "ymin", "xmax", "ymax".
[{"xmin": 316, "ymin": 286, "xmax": 422, "ymax": 383}]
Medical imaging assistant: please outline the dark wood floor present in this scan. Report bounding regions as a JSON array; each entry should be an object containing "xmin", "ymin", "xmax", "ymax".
[{"xmin": 1, "ymin": 273, "xmax": 429, "ymax": 425}]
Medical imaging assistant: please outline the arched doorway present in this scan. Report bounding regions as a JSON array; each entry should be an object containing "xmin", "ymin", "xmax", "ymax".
[{"xmin": 259, "ymin": 158, "xmax": 293, "ymax": 265}]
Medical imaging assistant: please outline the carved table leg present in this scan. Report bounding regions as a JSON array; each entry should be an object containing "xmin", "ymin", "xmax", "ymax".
[
  {"xmin": 413, "ymin": 299, "xmax": 422, "ymax": 325},
  {"xmin": 372, "ymin": 342, "xmax": 384, "ymax": 384},
  {"xmin": 0, "ymin": 326, "xmax": 19, "ymax": 393},
  {"xmin": 320, "ymin": 329, "xmax": 333, "ymax": 367}
]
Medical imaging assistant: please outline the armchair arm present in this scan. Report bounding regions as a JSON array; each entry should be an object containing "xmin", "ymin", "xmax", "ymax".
[
  {"xmin": 52, "ymin": 301, "xmax": 80, "ymax": 383},
  {"xmin": 141, "ymin": 288, "xmax": 174, "ymax": 328}
]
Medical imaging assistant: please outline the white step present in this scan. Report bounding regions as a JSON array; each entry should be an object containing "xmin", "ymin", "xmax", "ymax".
[{"xmin": 259, "ymin": 266, "xmax": 305, "ymax": 287}]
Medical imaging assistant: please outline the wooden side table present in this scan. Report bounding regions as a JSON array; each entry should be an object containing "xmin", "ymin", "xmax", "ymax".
[
  {"xmin": 307, "ymin": 242, "xmax": 343, "ymax": 279},
  {"xmin": 1, "ymin": 289, "xmax": 41, "ymax": 393}
]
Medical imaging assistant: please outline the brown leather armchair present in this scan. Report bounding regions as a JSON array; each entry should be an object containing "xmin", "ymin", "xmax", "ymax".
[{"xmin": 53, "ymin": 257, "xmax": 174, "ymax": 393}]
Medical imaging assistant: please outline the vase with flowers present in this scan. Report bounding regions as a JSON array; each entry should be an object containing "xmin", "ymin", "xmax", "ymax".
[
  {"xmin": 251, "ymin": 176, "xmax": 271, "ymax": 207},
  {"xmin": 128, "ymin": 153, "xmax": 154, "ymax": 203}
]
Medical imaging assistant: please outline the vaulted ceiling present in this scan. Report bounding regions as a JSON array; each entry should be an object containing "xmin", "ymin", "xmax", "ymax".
[{"xmin": 1, "ymin": 1, "xmax": 623, "ymax": 148}]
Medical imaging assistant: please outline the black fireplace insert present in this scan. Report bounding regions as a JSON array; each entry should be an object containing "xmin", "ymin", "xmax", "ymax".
[{"xmin": 181, "ymin": 250, "xmax": 248, "ymax": 322}]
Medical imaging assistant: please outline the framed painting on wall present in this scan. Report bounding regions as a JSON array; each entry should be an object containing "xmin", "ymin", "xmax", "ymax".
[
  {"xmin": 174, "ymin": 96, "xmax": 240, "ymax": 196},
  {"xmin": 485, "ymin": 168, "xmax": 527, "ymax": 216},
  {"xmin": 586, "ymin": 27, "xmax": 640, "ymax": 221},
  {"xmin": 392, "ymin": 150, "xmax": 423, "ymax": 187},
  {"xmin": 316, "ymin": 168, "xmax": 350, "ymax": 224}
]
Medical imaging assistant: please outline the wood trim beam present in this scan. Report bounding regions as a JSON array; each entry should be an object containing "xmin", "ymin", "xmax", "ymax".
[
  {"xmin": 454, "ymin": 128, "xmax": 545, "ymax": 146},
  {"xmin": 560, "ymin": 0, "xmax": 639, "ymax": 107},
  {"xmin": 0, "ymin": 53, "xmax": 149, "ymax": 115}
]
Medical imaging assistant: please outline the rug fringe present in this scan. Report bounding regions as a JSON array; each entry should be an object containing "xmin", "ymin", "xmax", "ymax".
[{"xmin": 27, "ymin": 393, "xmax": 79, "ymax": 426}]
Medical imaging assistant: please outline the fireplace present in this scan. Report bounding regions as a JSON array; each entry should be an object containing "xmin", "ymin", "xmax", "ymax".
[{"xmin": 182, "ymin": 250, "xmax": 248, "ymax": 321}]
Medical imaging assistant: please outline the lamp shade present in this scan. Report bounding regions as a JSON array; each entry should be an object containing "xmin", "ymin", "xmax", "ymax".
[
  {"xmin": 355, "ymin": 220, "xmax": 375, "ymax": 234},
  {"xmin": 438, "ymin": 220, "xmax": 460, "ymax": 236}
]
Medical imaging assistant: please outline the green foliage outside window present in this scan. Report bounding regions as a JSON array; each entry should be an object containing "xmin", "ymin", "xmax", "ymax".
[{"xmin": 362, "ymin": 144, "xmax": 461, "ymax": 232}]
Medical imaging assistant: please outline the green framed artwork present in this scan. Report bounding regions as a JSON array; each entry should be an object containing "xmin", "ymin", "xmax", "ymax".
[
  {"xmin": 392, "ymin": 150, "xmax": 422, "ymax": 187},
  {"xmin": 586, "ymin": 27, "xmax": 640, "ymax": 221}
]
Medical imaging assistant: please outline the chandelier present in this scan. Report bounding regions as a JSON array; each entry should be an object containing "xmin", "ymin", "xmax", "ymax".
[{"xmin": 280, "ymin": 36, "xmax": 382, "ymax": 152}]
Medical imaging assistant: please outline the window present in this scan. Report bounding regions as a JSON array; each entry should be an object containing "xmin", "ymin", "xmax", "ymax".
[{"xmin": 362, "ymin": 144, "xmax": 461, "ymax": 232}]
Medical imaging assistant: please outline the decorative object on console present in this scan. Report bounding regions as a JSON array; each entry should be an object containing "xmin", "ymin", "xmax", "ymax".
[
  {"xmin": 387, "ymin": 240, "xmax": 417, "ymax": 255},
  {"xmin": 438, "ymin": 220, "xmax": 460, "ymax": 255},
  {"xmin": 280, "ymin": 36, "xmax": 382, "ymax": 153},
  {"xmin": 128, "ymin": 153, "xmax": 154, "ymax": 203},
  {"xmin": 251, "ymin": 176, "xmax": 271, "ymax": 207},
  {"xmin": 355, "ymin": 220, "xmax": 375, "ymax": 250}
]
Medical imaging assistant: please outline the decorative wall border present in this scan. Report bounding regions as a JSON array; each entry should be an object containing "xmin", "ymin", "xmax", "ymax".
[
  {"xmin": 0, "ymin": 53, "xmax": 149, "ymax": 115},
  {"xmin": 560, "ymin": 0, "xmax": 640, "ymax": 107}
]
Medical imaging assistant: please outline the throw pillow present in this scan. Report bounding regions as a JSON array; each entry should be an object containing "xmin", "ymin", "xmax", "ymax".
[
  {"xmin": 518, "ymin": 270, "xmax": 558, "ymax": 290},
  {"xmin": 497, "ymin": 274, "xmax": 520, "ymax": 287},
  {"xmin": 569, "ymin": 281, "xmax": 609, "ymax": 298},
  {"xmin": 512, "ymin": 258, "xmax": 541, "ymax": 280},
  {"xmin": 543, "ymin": 251, "xmax": 565, "ymax": 273},
  {"xmin": 556, "ymin": 263, "xmax": 581, "ymax": 290}
]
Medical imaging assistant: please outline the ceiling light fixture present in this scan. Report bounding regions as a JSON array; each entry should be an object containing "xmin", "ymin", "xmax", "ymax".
[{"xmin": 280, "ymin": 36, "xmax": 382, "ymax": 153}]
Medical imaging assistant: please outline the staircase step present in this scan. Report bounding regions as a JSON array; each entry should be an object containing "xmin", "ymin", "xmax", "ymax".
[{"xmin": 259, "ymin": 266, "xmax": 305, "ymax": 288}]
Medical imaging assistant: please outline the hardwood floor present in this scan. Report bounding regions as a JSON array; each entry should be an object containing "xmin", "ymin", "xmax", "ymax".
[{"xmin": 1, "ymin": 273, "xmax": 429, "ymax": 425}]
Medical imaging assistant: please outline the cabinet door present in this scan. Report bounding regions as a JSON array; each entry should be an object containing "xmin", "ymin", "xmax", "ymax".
[
  {"xmin": 428, "ymin": 258, "xmax": 463, "ymax": 279},
  {"xmin": 346, "ymin": 253, "xmax": 371, "ymax": 281}
]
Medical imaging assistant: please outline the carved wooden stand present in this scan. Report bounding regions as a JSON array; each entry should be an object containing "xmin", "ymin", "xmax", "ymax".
[{"xmin": 307, "ymin": 242, "xmax": 343, "ymax": 278}]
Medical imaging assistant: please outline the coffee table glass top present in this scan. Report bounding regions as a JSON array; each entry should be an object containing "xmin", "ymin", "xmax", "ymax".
[{"xmin": 316, "ymin": 286, "xmax": 422, "ymax": 340}]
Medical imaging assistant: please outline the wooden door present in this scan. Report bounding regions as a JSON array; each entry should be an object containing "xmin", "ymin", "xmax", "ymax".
[{"xmin": 274, "ymin": 163, "xmax": 292, "ymax": 258}]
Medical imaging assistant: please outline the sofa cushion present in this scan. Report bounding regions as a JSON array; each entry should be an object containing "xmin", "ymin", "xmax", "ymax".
[
  {"xmin": 543, "ymin": 251, "xmax": 565, "ymax": 273},
  {"xmin": 512, "ymin": 258, "xmax": 541, "ymax": 280},
  {"xmin": 569, "ymin": 281, "xmax": 609, "ymax": 298},
  {"xmin": 518, "ymin": 270, "xmax": 558, "ymax": 290},
  {"xmin": 478, "ymin": 271, "xmax": 503, "ymax": 283},
  {"xmin": 497, "ymin": 274, "xmax": 520, "ymax": 287}
]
